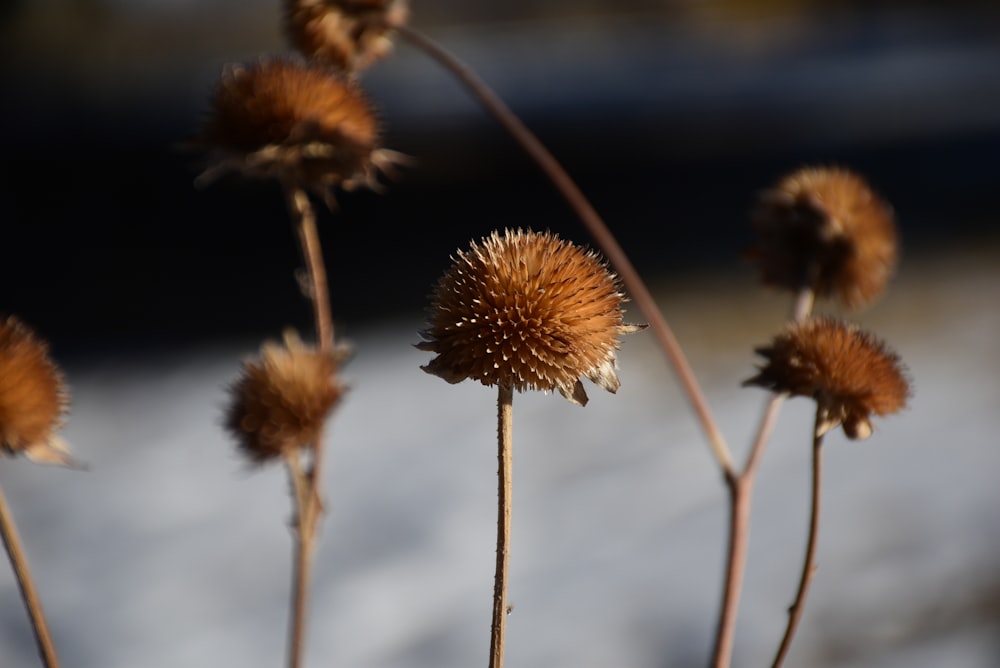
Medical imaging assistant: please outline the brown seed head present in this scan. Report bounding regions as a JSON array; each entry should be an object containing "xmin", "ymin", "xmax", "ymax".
[
  {"xmin": 418, "ymin": 229, "xmax": 642, "ymax": 406},
  {"xmin": 196, "ymin": 59, "xmax": 395, "ymax": 206},
  {"xmin": 285, "ymin": 0, "xmax": 408, "ymax": 72},
  {"xmin": 0, "ymin": 316, "xmax": 69, "ymax": 457},
  {"xmin": 749, "ymin": 166, "xmax": 897, "ymax": 309},
  {"xmin": 225, "ymin": 331, "xmax": 346, "ymax": 464},
  {"xmin": 744, "ymin": 317, "xmax": 911, "ymax": 440}
]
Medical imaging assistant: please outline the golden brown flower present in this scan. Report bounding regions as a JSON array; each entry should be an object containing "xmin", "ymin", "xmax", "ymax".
[
  {"xmin": 225, "ymin": 331, "xmax": 346, "ymax": 463},
  {"xmin": 748, "ymin": 166, "xmax": 897, "ymax": 309},
  {"xmin": 284, "ymin": 0, "xmax": 408, "ymax": 72},
  {"xmin": 0, "ymin": 316, "xmax": 73, "ymax": 464},
  {"xmin": 744, "ymin": 317, "xmax": 911, "ymax": 440},
  {"xmin": 418, "ymin": 229, "xmax": 642, "ymax": 406},
  {"xmin": 195, "ymin": 59, "xmax": 397, "ymax": 207}
]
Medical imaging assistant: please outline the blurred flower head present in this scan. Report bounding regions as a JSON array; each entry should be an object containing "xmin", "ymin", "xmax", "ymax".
[
  {"xmin": 225, "ymin": 331, "xmax": 346, "ymax": 464},
  {"xmin": 0, "ymin": 316, "xmax": 73, "ymax": 465},
  {"xmin": 195, "ymin": 59, "xmax": 398, "ymax": 208},
  {"xmin": 418, "ymin": 229, "xmax": 642, "ymax": 406},
  {"xmin": 285, "ymin": 0, "xmax": 409, "ymax": 72},
  {"xmin": 749, "ymin": 166, "xmax": 897, "ymax": 309},
  {"xmin": 745, "ymin": 317, "xmax": 911, "ymax": 440}
]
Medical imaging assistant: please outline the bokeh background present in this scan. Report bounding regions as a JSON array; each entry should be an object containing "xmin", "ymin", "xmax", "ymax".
[{"xmin": 1, "ymin": 1, "xmax": 999, "ymax": 667}]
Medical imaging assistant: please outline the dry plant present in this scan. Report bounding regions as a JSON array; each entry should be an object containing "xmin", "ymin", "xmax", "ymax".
[
  {"xmin": 0, "ymin": 315, "xmax": 77, "ymax": 668},
  {"xmin": 187, "ymin": 3, "xmax": 914, "ymax": 668}
]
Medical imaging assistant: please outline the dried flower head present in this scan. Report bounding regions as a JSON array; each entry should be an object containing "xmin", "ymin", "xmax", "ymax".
[
  {"xmin": 285, "ymin": 0, "xmax": 408, "ymax": 72},
  {"xmin": 418, "ymin": 229, "xmax": 642, "ymax": 406},
  {"xmin": 749, "ymin": 166, "xmax": 897, "ymax": 308},
  {"xmin": 225, "ymin": 331, "xmax": 346, "ymax": 463},
  {"xmin": 195, "ymin": 59, "xmax": 397, "ymax": 207},
  {"xmin": 0, "ymin": 316, "xmax": 74, "ymax": 465},
  {"xmin": 744, "ymin": 317, "xmax": 911, "ymax": 440}
]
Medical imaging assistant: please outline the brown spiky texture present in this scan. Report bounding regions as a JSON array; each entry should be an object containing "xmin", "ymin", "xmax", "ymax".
[
  {"xmin": 0, "ymin": 316, "xmax": 69, "ymax": 457},
  {"xmin": 749, "ymin": 166, "xmax": 897, "ymax": 309},
  {"xmin": 225, "ymin": 331, "xmax": 346, "ymax": 464},
  {"xmin": 744, "ymin": 317, "xmax": 911, "ymax": 440},
  {"xmin": 196, "ymin": 59, "xmax": 397, "ymax": 208},
  {"xmin": 418, "ymin": 229, "xmax": 642, "ymax": 406},
  {"xmin": 285, "ymin": 0, "xmax": 408, "ymax": 72}
]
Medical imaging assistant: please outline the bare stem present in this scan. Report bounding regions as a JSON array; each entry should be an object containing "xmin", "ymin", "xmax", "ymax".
[
  {"xmin": 771, "ymin": 411, "xmax": 826, "ymax": 668},
  {"xmin": 490, "ymin": 384, "xmax": 514, "ymax": 668},
  {"xmin": 392, "ymin": 22, "xmax": 732, "ymax": 474},
  {"xmin": 0, "ymin": 483, "xmax": 60, "ymax": 668},
  {"xmin": 282, "ymin": 184, "xmax": 335, "ymax": 668}
]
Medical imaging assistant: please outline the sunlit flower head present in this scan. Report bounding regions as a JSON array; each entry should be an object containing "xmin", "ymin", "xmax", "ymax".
[
  {"xmin": 225, "ymin": 331, "xmax": 346, "ymax": 464},
  {"xmin": 0, "ymin": 316, "xmax": 71, "ymax": 464},
  {"xmin": 285, "ymin": 0, "xmax": 409, "ymax": 72},
  {"xmin": 418, "ymin": 229, "xmax": 642, "ymax": 406},
  {"xmin": 195, "ymin": 59, "xmax": 397, "ymax": 208},
  {"xmin": 749, "ymin": 166, "xmax": 897, "ymax": 309},
  {"xmin": 744, "ymin": 317, "xmax": 911, "ymax": 440}
]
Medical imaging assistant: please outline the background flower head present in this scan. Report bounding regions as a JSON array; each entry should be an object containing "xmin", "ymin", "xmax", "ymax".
[
  {"xmin": 285, "ymin": 0, "xmax": 409, "ymax": 72},
  {"xmin": 418, "ymin": 229, "xmax": 641, "ymax": 406},
  {"xmin": 195, "ymin": 59, "xmax": 394, "ymax": 206},
  {"xmin": 745, "ymin": 317, "xmax": 911, "ymax": 439},
  {"xmin": 749, "ymin": 166, "xmax": 897, "ymax": 309},
  {"xmin": 225, "ymin": 331, "xmax": 346, "ymax": 464}
]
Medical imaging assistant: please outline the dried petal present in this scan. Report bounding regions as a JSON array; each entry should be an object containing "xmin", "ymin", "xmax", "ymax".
[{"xmin": 285, "ymin": 0, "xmax": 409, "ymax": 72}]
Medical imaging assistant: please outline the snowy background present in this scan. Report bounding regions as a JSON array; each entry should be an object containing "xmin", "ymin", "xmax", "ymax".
[{"xmin": 1, "ymin": 247, "xmax": 998, "ymax": 668}]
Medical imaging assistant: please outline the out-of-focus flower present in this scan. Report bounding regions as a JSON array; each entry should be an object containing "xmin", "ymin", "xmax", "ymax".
[
  {"xmin": 285, "ymin": 0, "xmax": 409, "ymax": 72},
  {"xmin": 749, "ymin": 166, "xmax": 897, "ymax": 309},
  {"xmin": 418, "ymin": 229, "xmax": 643, "ymax": 406},
  {"xmin": 195, "ymin": 59, "xmax": 398, "ymax": 208},
  {"xmin": 744, "ymin": 317, "xmax": 911, "ymax": 440},
  {"xmin": 0, "ymin": 316, "xmax": 75, "ymax": 466},
  {"xmin": 225, "ymin": 331, "xmax": 346, "ymax": 464}
]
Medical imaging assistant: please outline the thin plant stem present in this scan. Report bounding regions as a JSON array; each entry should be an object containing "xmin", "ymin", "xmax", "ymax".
[
  {"xmin": 490, "ymin": 383, "xmax": 514, "ymax": 668},
  {"xmin": 392, "ymin": 23, "xmax": 733, "ymax": 474},
  {"xmin": 282, "ymin": 184, "xmax": 335, "ymax": 668},
  {"xmin": 0, "ymin": 483, "xmax": 60, "ymax": 668},
  {"xmin": 771, "ymin": 410, "xmax": 826, "ymax": 668},
  {"xmin": 709, "ymin": 285, "xmax": 814, "ymax": 668}
]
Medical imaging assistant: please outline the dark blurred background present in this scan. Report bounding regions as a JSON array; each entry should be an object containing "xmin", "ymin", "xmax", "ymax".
[{"xmin": 1, "ymin": 0, "xmax": 998, "ymax": 357}]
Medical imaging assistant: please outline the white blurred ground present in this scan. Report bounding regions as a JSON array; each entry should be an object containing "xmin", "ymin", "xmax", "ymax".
[{"xmin": 1, "ymin": 247, "xmax": 998, "ymax": 667}]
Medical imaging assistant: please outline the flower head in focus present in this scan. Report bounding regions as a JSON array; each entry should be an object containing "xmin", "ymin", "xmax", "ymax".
[
  {"xmin": 195, "ymin": 59, "xmax": 398, "ymax": 208},
  {"xmin": 225, "ymin": 330, "xmax": 346, "ymax": 464},
  {"xmin": 418, "ymin": 229, "xmax": 643, "ymax": 406},
  {"xmin": 285, "ymin": 0, "xmax": 409, "ymax": 72},
  {"xmin": 748, "ymin": 166, "xmax": 897, "ymax": 309},
  {"xmin": 744, "ymin": 317, "xmax": 911, "ymax": 440},
  {"xmin": 0, "ymin": 316, "xmax": 75, "ymax": 466}
]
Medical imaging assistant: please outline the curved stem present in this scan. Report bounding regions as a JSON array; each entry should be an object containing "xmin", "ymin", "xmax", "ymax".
[
  {"xmin": 393, "ymin": 23, "xmax": 732, "ymax": 475},
  {"xmin": 285, "ymin": 186, "xmax": 334, "ymax": 354},
  {"xmin": 0, "ymin": 483, "xmax": 60, "ymax": 668},
  {"xmin": 490, "ymin": 384, "xmax": 514, "ymax": 668},
  {"xmin": 771, "ymin": 411, "xmax": 826, "ymax": 668}
]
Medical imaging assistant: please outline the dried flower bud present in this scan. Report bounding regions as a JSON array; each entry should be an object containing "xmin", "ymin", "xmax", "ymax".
[
  {"xmin": 285, "ymin": 0, "xmax": 408, "ymax": 72},
  {"xmin": 225, "ymin": 331, "xmax": 346, "ymax": 463},
  {"xmin": 418, "ymin": 229, "xmax": 642, "ymax": 406},
  {"xmin": 195, "ymin": 59, "xmax": 397, "ymax": 207},
  {"xmin": 0, "ymin": 316, "xmax": 74, "ymax": 465},
  {"xmin": 749, "ymin": 166, "xmax": 897, "ymax": 309},
  {"xmin": 744, "ymin": 317, "xmax": 911, "ymax": 440}
]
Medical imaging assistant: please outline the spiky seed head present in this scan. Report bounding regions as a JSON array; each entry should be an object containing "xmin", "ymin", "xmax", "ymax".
[
  {"xmin": 225, "ymin": 331, "xmax": 346, "ymax": 464},
  {"xmin": 0, "ymin": 316, "xmax": 71, "ymax": 461},
  {"xmin": 418, "ymin": 229, "xmax": 642, "ymax": 406},
  {"xmin": 744, "ymin": 317, "xmax": 911, "ymax": 440},
  {"xmin": 195, "ymin": 59, "xmax": 395, "ymax": 207},
  {"xmin": 284, "ymin": 0, "xmax": 409, "ymax": 72},
  {"xmin": 749, "ymin": 166, "xmax": 898, "ymax": 309}
]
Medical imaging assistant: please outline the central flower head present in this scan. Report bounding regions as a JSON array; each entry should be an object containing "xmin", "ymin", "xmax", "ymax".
[{"xmin": 418, "ymin": 229, "xmax": 640, "ymax": 406}]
